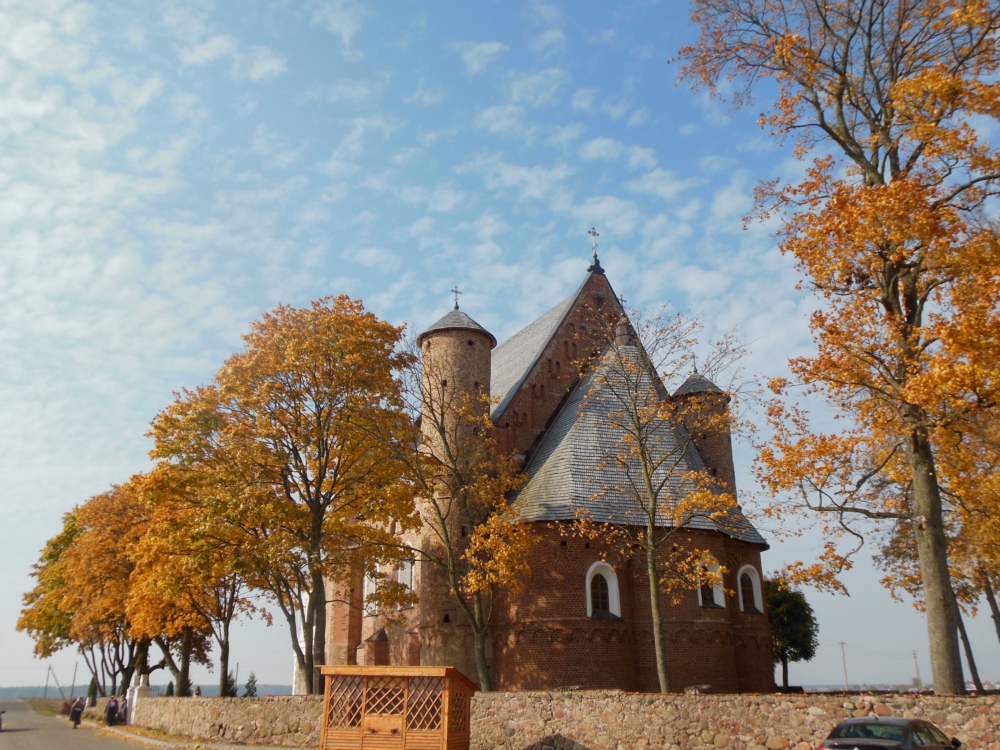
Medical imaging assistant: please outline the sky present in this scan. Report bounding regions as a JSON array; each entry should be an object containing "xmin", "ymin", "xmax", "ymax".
[{"xmin": 2, "ymin": 0, "xmax": 998, "ymax": 693}]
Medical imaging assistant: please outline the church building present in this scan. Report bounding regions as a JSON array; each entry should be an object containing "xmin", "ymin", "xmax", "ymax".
[{"xmin": 326, "ymin": 252, "xmax": 775, "ymax": 693}]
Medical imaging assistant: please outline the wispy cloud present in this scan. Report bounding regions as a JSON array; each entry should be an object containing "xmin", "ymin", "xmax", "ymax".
[
  {"xmin": 405, "ymin": 78, "xmax": 444, "ymax": 106},
  {"xmin": 454, "ymin": 41, "xmax": 508, "ymax": 75},
  {"xmin": 580, "ymin": 137, "xmax": 623, "ymax": 161},
  {"xmin": 626, "ymin": 168, "xmax": 700, "ymax": 202},
  {"xmin": 571, "ymin": 87, "xmax": 596, "ymax": 112},
  {"xmin": 508, "ymin": 68, "xmax": 569, "ymax": 107},
  {"xmin": 310, "ymin": 0, "xmax": 369, "ymax": 50}
]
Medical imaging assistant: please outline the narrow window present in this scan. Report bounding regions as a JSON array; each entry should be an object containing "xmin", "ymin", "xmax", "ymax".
[
  {"xmin": 591, "ymin": 574, "xmax": 610, "ymax": 616},
  {"xmin": 740, "ymin": 574, "xmax": 757, "ymax": 613},
  {"xmin": 700, "ymin": 579, "xmax": 715, "ymax": 607}
]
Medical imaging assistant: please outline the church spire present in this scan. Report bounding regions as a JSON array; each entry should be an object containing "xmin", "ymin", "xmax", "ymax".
[{"xmin": 587, "ymin": 227, "xmax": 605, "ymax": 274}]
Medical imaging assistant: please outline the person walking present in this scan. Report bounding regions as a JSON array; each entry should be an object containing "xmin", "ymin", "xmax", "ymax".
[
  {"xmin": 69, "ymin": 696, "xmax": 86, "ymax": 729},
  {"xmin": 104, "ymin": 695, "xmax": 119, "ymax": 726}
]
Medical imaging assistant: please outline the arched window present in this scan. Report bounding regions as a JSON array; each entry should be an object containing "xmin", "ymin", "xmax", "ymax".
[
  {"xmin": 585, "ymin": 561, "xmax": 621, "ymax": 618},
  {"xmin": 398, "ymin": 552, "xmax": 415, "ymax": 610},
  {"xmin": 363, "ymin": 568, "xmax": 379, "ymax": 615},
  {"xmin": 697, "ymin": 564, "xmax": 724, "ymax": 608},
  {"xmin": 736, "ymin": 564, "xmax": 763, "ymax": 614}
]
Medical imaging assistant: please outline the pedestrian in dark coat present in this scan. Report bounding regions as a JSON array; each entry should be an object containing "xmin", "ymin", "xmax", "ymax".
[
  {"xmin": 69, "ymin": 696, "xmax": 86, "ymax": 728},
  {"xmin": 104, "ymin": 696, "xmax": 119, "ymax": 726}
]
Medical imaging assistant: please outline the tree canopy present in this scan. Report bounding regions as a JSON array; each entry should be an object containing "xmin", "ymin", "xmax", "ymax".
[
  {"xmin": 765, "ymin": 579, "xmax": 819, "ymax": 689},
  {"xmin": 679, "ymin": 0, "xmax": 1000, "ymax": 694}
]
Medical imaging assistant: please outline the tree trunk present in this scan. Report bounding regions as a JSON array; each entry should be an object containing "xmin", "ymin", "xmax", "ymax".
[
  {"xmin": 906, "ymin": 429, "xmax": 965, "ymax": 694},
  {"xmin": 310, "ymin": 573, "xmax": 326, "ymax": 695},
  {"xmin": 979, "ymin": 568, "xmax": 1000, "ymax": 647},
  {"xmin": 178, "ymin": 628, "xmax": 192, "ymax": 697},
  {"xmin": 647, "ymin": 536, "xmax": 671, "ymax": 692},
  {"xmin": 471, "ymin": 594, "xmax": 493, "ymax": 691},
  {"xmin": 956, "ymin": 616, "xmax": 982, "ymax": 692},
  {"xmin": 781, "ymin": 655, "xmax": 789, "ymax": 689},
  {"xmin": 218, "ymin": 638, "xmax": 230, "ymax": 697}
]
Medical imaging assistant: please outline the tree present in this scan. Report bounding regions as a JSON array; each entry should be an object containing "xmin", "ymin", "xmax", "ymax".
[
  {"xmin": 149, "ymin": 296, "xmax": 417, "ymax": 694},
  {"xmin": 18, "ymin": 483, "xmax": 150, "ymax": 695},
  {"xmin": 243, "ymin": 672, "xmax": 257, "ymax": 697},
  {"xmin": 765, "ymin": 579, "xmax": 819, "ymax": 689},
  {"xmin": 679, "ymin": 0, "xmax": 1000, "ymax": 694},
  {"xmin": 569, "ymin": 309, "xmax": 748, "ymax": 693},
  {"xmin": 130, "ymin": 465, "xmax": 261, "ymax": 697},
  {"xmin": 368, "ymin": 336, "xmax": 533, "ymax": 692}
]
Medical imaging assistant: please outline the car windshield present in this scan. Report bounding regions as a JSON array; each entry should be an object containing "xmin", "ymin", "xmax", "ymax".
[{"xmin": 830, "ymin": 724, "xmax": 905, "ymax": 742}]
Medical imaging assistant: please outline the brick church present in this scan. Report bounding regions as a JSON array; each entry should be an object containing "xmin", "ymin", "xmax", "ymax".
[{"xmin": 326, "ymin": 251, "xmax": 775, "ymax": 693}]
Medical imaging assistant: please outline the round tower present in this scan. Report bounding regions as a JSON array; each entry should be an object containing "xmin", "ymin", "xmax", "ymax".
[
  {"xmin": 673, "ymin": 371, "xmax": 737, "ymax": 495},
  {"xmin": 416, "ymin": 304, "xmax": 496, "ymax": 455}
]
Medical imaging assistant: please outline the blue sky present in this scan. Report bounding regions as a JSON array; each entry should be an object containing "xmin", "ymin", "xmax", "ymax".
[{"xmin": 2, "ymin": 0, "xmax": 997, "ymax": 691}]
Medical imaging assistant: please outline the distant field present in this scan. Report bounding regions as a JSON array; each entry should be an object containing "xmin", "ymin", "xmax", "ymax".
[{"xmin": 0, "ymin": 684, "xmax": 293, "ymax": 698}]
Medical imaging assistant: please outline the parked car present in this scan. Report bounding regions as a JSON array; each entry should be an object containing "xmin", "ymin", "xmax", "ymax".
[{"xmin": 821, "ymin": 718, "xmax": 961, "ymax": 750}]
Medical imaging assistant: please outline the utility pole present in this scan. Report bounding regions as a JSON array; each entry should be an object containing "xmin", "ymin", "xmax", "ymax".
[
  {"xmin": 913, "ymin": 650, "xmax": 922, "ymax": 689},
  {"xmin": 839, "ymin": 642, "xmax": 849, "ymax": 691}
]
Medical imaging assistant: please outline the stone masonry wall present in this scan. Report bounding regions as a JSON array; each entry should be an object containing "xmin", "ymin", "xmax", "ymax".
[
  {"xmin": 132, "ymin": 692, "xmax": 1000, "ymax": 750},
  {"xmin": 132, "ymin": 695, "xmax": 323, "ymax": 747}
]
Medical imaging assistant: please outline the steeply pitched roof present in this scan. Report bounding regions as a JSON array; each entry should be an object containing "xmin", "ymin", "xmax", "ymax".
[
  {"xmin": 489, "ymin": 276, "xmax": 590, "ymax": 420},
  {"xmin": 513, "ymin": 342, "xmax": 767, "ymax": 547},
  {"xmin": 417, "ymin": 307, "xmax": 496, "ymax": 347}
]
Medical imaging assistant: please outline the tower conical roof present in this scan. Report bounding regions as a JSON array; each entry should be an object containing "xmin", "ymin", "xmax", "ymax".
[
  {"xmin": 673, "ymin": 371, "xmax": 724, "ymax": 397},
  {"xmin": 417, "ymin": 308, "xmax": 496, "ymax": 347}
]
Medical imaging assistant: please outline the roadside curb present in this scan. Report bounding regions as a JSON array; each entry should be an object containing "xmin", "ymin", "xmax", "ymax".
[{"xmin": 79, "ymin": 718, "xmax": 291, "ymax": 750}]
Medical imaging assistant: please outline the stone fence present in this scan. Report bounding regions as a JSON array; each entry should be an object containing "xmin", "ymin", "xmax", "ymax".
[{"xmin": 131, "ymin": 692, "xmax": 1000, "ymax": 750}]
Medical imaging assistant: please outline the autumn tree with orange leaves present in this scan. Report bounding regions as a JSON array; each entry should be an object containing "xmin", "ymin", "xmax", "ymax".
[
  {"xmin": 149, "ymin": 296, "xmax": 418, "ymax": 694},
  {"xmin": 361, "ymin": 334, "xmax": 531, "ymax": 692},
  {"xmin": 679, "ymin": 0, "xmax": 1000, "ymax": 693}
]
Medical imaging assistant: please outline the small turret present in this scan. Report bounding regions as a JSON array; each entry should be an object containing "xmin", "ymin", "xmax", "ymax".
[{"xmin": 673, "ymin": 371, "xmax": 737, "ymax": 494}]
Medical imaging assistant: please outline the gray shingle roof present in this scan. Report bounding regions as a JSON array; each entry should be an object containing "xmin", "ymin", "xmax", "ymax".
[
  {"xmin": 417, "ymin": 308, "xmax": 496, "ymax": 347},
  {"xmin": 489, "ymin": 288, "xmax": 580, "ymax": 421},
  {"xmin": 513, "ymin": 342, "xmax": 767, "ymax": 547}
]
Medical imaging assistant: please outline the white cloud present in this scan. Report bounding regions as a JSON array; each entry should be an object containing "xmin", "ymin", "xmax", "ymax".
[
  {"xmin": 571, "ymin": 87, "xmax": 596, "ymax": 112},
  {"xmin": 475, "ymin": 104, "xmax": 531, "ymax": 139},
  {"xmin": 627, "ymin": 107, "xmax": 650, "ymax": 127},
  {"xmin": 626, "ymin": 168, "xmax": 700, "ymax": 202},
  {"xmin": 464, "ymin": 154, "xmax": 574, "ymax": 203},
  {"xmin": 579, "ymin": 137, "xmax": 623, "ymax": 162},
  {"xmin": 531, "ymin": 29, "xmax": 565, "ymax": 56},
  {"xmin": 252, "ymin": 124, "xmax": 302, "ymax": 170},
  {"xmin": 310, "ymin": 0, "xmax": 368, "ymax": 49},
  {"xmin": 178, "ymin": 34, "xmax": 285, "ymax": 82},
  {"xmin": 347, "ymin": 245, "xmax": 398, "ymax": 267},
  {"xmin": 710, "ymin": 170, "xmax": 753, "ymax": 227},
  {"xmin": 455, "ymin": 41, "xmax": 508, "ymax": 75},
  {"xmin": 549, "ymin": 123, "xmax": 584, "ymax": 149},
  {"xmin": 602, "ymin": 97, "xmax": 629, "ymax": 120},
  {"xmin": 509, "ymin": 68, "xmax": 568, "ymax": 108},
  {"xmin": 179, "ymin": 34, "xmax": 237, "ymax": 66},
  {"xmin": 627, "ymin": 146, "xmax": 657, "ymax": 170},
  {"xmin": 405, "ymin": 78, "xmax": 444, "ymax": 106},
  {"xmin": 234, "ymin": 45, "xmax": 286, "ymax": 82},
  {"xmin": 572, "ymin": 195, "xmax": 641, "ymax": 237}
]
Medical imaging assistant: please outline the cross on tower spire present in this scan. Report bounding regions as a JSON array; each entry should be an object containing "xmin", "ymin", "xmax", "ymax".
[
  {"xmin": 451, "ymin": 285, "xmax": 462, "ymax": 310},
  {"xmin": 587, "ymin": 227, "xmax": 605, "ymax": 274}
]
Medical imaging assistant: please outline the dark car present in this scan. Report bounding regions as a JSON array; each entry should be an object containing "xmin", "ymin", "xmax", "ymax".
[{"xmin": 821, "ymin": 718, "xmax": 961, "ymax": 750}]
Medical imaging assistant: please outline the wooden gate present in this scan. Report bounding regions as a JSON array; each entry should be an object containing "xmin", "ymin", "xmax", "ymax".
[{"xmin": 319, "ymin": 666, "xmax": 476, "ymax": 750}]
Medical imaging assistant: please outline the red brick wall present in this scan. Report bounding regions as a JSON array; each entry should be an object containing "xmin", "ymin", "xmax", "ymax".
[{"xmin": 489, "ymin": 524, "xmax": 774, "ymax": 693}]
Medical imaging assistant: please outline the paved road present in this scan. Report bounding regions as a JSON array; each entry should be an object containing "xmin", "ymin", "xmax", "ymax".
[{"xmin": 0, "ymin": 698, "xmax": 141, "ymax": 750}]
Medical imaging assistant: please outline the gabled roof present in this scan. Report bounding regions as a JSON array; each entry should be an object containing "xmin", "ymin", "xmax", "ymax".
[
  {"xmin": 513, "ymin": 341, "xmax": 767, "ymax": 547},
  {"xmin": 489, "ymin": 273, "xmax": 597, "ymax": 421}
]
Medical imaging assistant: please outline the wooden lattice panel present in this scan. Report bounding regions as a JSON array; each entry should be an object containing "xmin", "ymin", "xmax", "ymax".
[
  {"xmin": 327, "ymin": 675, "xmax": 365, "ymax": 729},
  {"xmin": 449, "ymin": 691, "xmax": 468, "ymax": 732},
  {"xmin": 366, "ymin": 676, "xmax": 406, "ymax": 716},
  {"xmin": 405, "ymin": 676, "xmax": 443, "ymax": 730}
]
